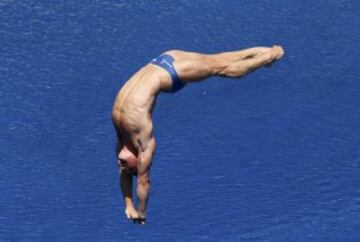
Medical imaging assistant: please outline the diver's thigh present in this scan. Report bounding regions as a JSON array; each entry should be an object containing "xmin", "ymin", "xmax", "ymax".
[{"xmin": 166, "ymin": 50, "xmax": 217, "ymax": 82}]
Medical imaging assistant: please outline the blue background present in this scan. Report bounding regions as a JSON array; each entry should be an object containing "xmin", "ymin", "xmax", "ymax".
[{"xmin": 1, "ymin": 0, "xmax": 360, "ymax": 241}]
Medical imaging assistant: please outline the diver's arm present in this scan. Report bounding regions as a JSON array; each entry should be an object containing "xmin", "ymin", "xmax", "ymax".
[
  {"xmin": 136, "ymin": 137, "xmax": 155, "ymax": 223},
  {"xmin": 136, "ymin": 170, "xmax": 151, "ymax": 222},
  {"xmin": 120, "ymin": 170, "xmax": 139, "ymax": 219}
]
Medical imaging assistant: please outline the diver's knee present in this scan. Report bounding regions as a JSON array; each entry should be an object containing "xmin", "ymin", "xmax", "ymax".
[{"xmin": 208, "ymin": 56, "xmax": 231, "ymax": 76}]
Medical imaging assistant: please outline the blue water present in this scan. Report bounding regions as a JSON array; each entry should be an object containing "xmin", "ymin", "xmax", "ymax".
[{"xmin": 1, "ymin": 0, "xmax": 360, "ymax": 241}]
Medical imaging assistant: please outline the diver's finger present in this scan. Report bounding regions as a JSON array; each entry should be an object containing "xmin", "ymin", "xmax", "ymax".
[{"xmin": 132, "ymin": 218, "xmax": 146, "ymax": 224}]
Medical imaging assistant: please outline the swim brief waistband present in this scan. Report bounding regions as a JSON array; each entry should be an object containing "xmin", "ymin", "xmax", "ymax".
[{"xmin": 150, "ymin": 54, "xmax": 185, "ymax": 93}]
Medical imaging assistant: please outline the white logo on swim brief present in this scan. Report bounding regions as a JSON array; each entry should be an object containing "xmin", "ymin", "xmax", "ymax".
[{"xmin": 160, "ymin": 59, "xmax": 172, "ymax": 68}]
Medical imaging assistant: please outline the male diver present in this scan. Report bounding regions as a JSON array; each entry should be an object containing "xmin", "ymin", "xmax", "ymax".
[{"xmin": 112, "ymin": 46, "xmax": 284, "ymax": 224}]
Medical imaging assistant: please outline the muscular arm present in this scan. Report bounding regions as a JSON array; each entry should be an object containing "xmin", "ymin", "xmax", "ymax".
[
  {"xmin": 136, "ymin": 137, "xmax": 156, "ymax": 221},
  {"xmin": 137, "ymin": 170, "xmax": 150, "ymax": 218},
  {"xmin": 121, "ymin": 168, "xmax": 144, "ymax": 222},
  {"xmin": 120, "ymin": 169, "xmax": 135, "ymax": 208}
]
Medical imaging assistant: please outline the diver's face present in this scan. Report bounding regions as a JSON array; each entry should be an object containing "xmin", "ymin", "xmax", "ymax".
[
  {"xmin": 119, "ymin": 159, "xmax": 137, "ymax": 175},
  {"xmin": 118, "ymin": 145, "xmax": 138, "ymax": 174}
]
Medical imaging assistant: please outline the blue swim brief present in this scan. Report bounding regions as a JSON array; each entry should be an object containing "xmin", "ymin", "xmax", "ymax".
[{"xmin": 150, "ymin": 54, "xmax": 185, "ymax": 93}]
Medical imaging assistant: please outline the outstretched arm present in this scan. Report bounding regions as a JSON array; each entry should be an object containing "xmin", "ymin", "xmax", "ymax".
[
  {"xmin": 120, "ymin": 169, "xmax": 140, "ymax": 220},
  {"xmin": 116, "ymin": 138, "xmax": 140, "ymax": 220},
  {"xmin": 136, "ymin": 137, "xmax": 156, "ymax": 224}
]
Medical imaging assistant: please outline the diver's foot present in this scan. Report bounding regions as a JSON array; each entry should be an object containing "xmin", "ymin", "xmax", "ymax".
[
  {"xmin": 265, "ymin": 45, "xmax": 284, "ymax": 67},
  {"xmin": 272, "ymin": 45, "xmax": 284, "ymax": 60}
]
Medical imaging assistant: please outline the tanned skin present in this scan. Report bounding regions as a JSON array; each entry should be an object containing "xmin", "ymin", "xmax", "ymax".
[{"xmin": 112, "ymin": 46, "xmax": 284, "ymax": 224}]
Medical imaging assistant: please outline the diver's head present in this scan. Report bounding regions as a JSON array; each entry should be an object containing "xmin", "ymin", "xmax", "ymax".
[
  {"xmin": 119, "ymin": 158, "xmax": 138, "ymax": 174},
  {"xmin": 118, "ymin": 146, "xmax": 138, "ymax": 175}
]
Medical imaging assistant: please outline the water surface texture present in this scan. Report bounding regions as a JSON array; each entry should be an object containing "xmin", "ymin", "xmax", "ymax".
[{"xmin": 1, "ymin": 0, "xmax": 360, "ymax": 241}]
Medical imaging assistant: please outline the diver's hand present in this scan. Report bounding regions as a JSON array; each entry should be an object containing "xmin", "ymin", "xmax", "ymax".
[
  {"xmin": 133, "ymin": 210, "xmax": 146, "ymax": 225},
  {"xmin": 132, "ymin": 217, "xmax": 146, "ymax": 225},
  {"xmin": 125, "ymin": 206, "xmax": 139, "ymax": 220}
]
